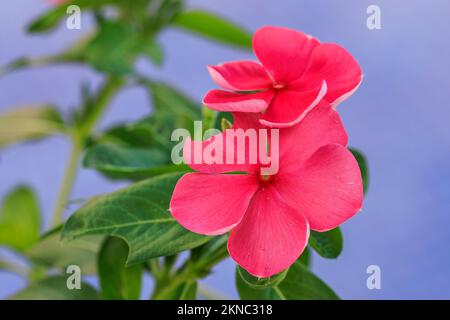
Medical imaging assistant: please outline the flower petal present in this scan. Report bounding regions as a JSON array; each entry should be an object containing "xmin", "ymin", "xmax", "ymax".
[
  {"xmin": 290, "ymin": 43, "xmax": 362, "ymax": 107},
  {"xmin": 275, "ymin": 144, "xmax": 363, "ymax": 231},
  {"xmin": 277, "ymin": 101, "xmax": 348, "ymax": 172},
  {"xmin": 208, "ymin": 61, "xmax": 272, "ymax": 91},
  {"xmin": 228, "ymin": 186, "xmax": 309, "ymax": 278},
  {"xmin": 253, "ymin": 26, "xmax": 320, "ymax": 83},
  {"xmin": 183, "ymin": 112, "xmax": 263, "ymax": 174},
  {"xmin": 259, "ymin": 81, "xmax": 327, "ymax": 128},
  {"xmin": 203, "ymin": 89, "xmax": 274, "ymax": 113},
  {"xmin": 170, "ymin": 173, "xmax": 258, "ymax": 236}
]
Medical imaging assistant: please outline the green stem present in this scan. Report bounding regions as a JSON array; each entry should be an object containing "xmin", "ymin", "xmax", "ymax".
[
  {"xmin": 152, "ymin": 271, "xmax": 191, "ymax": 300},
  {"xmin": 50, "ymin": 136, "xmax": 82, "ymax": 227},
  {"xmin": 0, "ymin": 259, "xmax": 29, "ymax": 278},
  {"xmin": 198, "ymin": 283, "xmax": 230, "ymax": 300},
  {"xmin": 50, "ymin": 76, "xmax": 124, "ymax": 228}
]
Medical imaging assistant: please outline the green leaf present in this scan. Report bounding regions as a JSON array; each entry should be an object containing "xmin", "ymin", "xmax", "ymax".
[
  {"xmin": 237, "ymin": 267, "xmax": 288, "ymax": 288},
  {"xmin": 93, "ymin": 118, "xmax": 171, "ymax": 161},
  {"xmin": 213, "ymin": 112, "xmax": 234, "ymax": 130},
  {"xmin": 309, "ymin": 228, "xmax": 343, "ymax": 259},
  {"xmin": 145, "ymin": 81, "xmax": 202, "ymax": 149},
  {"xmin": 298, "ymin": 247, "xmax": 311, "ymax": 268},
  {"xmin": 236, "ymin": 261, "xmax": 339, "ymax": 300},
  {"xmin": 0, "ymin": 105, "xmax": 64, "ymax": 148},
  {"xmin": 0, "ymin": 186, "xmax": 41, "ymax": 252},
  {"xmin": 137, "ymin": 40, "xmax": 164, "ymax": 66},
  {"xmin": 27, "ymin": 227, "xmax": 103, "ymax": 274},
  {"xmin": 62, "ymin": 173, "xmax": 210, "ymax": 265},
  {"xmin": 83, "ymin": 143, "xmax": 172, "ymax": 179},
  {"xmin": 349, "ymin": 147, "xmax": 369, "ymax": 194},
  {"xmin": 98, "ymin": 237, "xmax": 142, "ymax": 300},
  {"xmin": 149, "ymin": 81, "xmax": 201, "ymax": 122},
  {"xmin": 84, "ymin": 21, "xmax": 140, "ymax": 75},
  {"xmin": 10, "ymin": 276, "xmax": 98, "ymax": 300},
  {"xmin": 172, "ymin": 10, "xmax": 252, "ymax": 49}
]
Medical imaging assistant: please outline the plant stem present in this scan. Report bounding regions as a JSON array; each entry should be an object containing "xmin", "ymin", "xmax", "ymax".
[
  {"xmin": 50, "ymin": 76, "xmax": 124, "ymax": 228},
  {"xmin": 0, "ymin": 259, "xmax": 29, "ymax": 278},
  {"xmin": 198, "ymin": 283, "xmax": 230, "ymax": 300},
  {"xmin": 50, "ymin": 136, "xmax": 82, "ymax": 227}
]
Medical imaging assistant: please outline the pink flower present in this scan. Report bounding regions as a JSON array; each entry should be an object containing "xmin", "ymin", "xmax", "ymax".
[
  {"xmin": 170, "ymin": 102, "xmax": 363, "ymax": 277},
  {"xmin": 203, "ymin": 26, "xmax": 362, "ymax": 128}
]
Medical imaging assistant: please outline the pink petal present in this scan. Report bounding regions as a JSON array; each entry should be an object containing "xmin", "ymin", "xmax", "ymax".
[
  {"xmin": 253, "ymin": 26, "xmax": 320, "ymax": 83},
  {"xmin": 170, "ymin": 173, "xmax": 258, "ymax": 236},
  {"xmin": 290, "ymin": 43, "xmax": 362, "ymax": 107},
  {"xmin": 275, "ymin": 144, "xmax": 363, "ymax": 232},
  {"xmin": 208, "ymin": 61, "xmax": 272, "ymax": 91},
  {"xmin": 183, "ymin": 112, "xmax": 263, "ymax": 174},
  {"xmin": 259, "ymin": 81, "xmax": 327, "ymax": 128},
  {"xmin": 228, "ymin": 186, "xmax": 309, "ymax": 278},
  {"xmin": 203, "ymin": 89, "xmax": 275, "ymax": 113},
  {"xmin": 277, "ymin": 101, "xmax": 348, "ymax": 172}
]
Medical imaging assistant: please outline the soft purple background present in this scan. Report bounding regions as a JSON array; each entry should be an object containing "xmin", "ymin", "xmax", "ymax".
[{"xmin": 1, "ymin": 0, "xmax": 450, "ymax": 299}]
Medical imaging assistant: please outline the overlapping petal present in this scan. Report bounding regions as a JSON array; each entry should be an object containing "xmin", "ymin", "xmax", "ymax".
[
  {"xmin": 260, "ymin": 81, "xmax": 327, "ymax": 128},
  {"xmin": 183, "ymin": 112, "xmax": 264, "ymax": 174},
  {"xmin": 253, "ymin": 26, "xmax": 320, "ymax": 83},
  {"xmin": 228, "ymin": 185, "xmax": 309, "ymax": 278},
  {"xmin": 275, "ymin": 144, "xmax": 363, "ymax": 232},
  {"xmin": 207, "ymin": 61, "xmax": 272, "ymax": 91},
  {"xmin": 277, "ymin": 101, "xmax": 348, "ymax": 172},
  {"xmin": 290, "ymin": 43, "xmax": 362, "ymax": 107},
  {"xmin": 170, "ymin": 173, "xmax": 258, "ymax": 236},
  {"xmin": 203, "ymin": 89, "xmax": 274, "ymax": 113}
]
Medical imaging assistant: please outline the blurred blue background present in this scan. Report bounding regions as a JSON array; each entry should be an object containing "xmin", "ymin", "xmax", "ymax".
[{"xmin": 1, "ymin": 0, "xmax": 450, "ymax": 299}]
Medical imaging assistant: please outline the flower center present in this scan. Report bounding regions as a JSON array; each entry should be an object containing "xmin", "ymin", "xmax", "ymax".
[
  {"xmin": 273, "ymin": 81, "xmax": 285, "ymax": 90},
  {"xmin": 258, "ymin": 174, "xmax": 274, "ymax": 188}
]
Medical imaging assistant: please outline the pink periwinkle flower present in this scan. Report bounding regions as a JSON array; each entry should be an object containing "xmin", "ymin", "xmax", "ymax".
[
  {"xmin": 170, "ymin": 103, "xmax": 363, "ymax": 278},
  {"xmin": 203, "ymin": 26, "xmax": 362, "ymax": 128}
]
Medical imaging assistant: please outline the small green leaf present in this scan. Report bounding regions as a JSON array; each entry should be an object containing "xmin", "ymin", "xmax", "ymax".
[
  {"xmin": 214, "ymin": 112, "xmax": 234, "ymax": 130},
  {"xmin": 27, "ymin": 227, "xmax": 103, "ymax": 275},
  {"xmin": 236, "ymin": 261, "xmax": 339, "ymax": 300},
  {"xmin": 0, "ymin": 106, "xmax": 64, "ymax": 148},
  {"xmin": 349, "ymin": 147, "xmax": 369, "ymax": 194},
  {"xmin": 0, "ymin": 186, "xmax": 41, "ymax": 252},
  {"xmin": 144, "ymin": 81, "xmax": 202, "ymax": 149},
  {"xmin": 138, "ymin": 40, "xmax": 164, "ymax": 66},
  {"xmin": 98, "ymin": 237, "xmax": 142, "ymax": 300},
  {"xmin": 85, "ymin": 21, "xmax": 140, "ymax": 75},
  {"xmin": 149, "ymin": 81, "xmax": 201, "ymax": 121},
  {"xmin": 10, "ymin": 276, "xmax": 98, "ymax": 300},
  {"xmin": 94, "ymin": 117, "xmax": 159, "ymax": 148},
  {"xmin": 172, "ymin": 10, "xmax": 252, "ymax": 49},
  {"xmin": 62, "ymin": 173, "xmax": 210, "ymax": 265},
  {"xmin": 238, "ymin": 267, "xmax": 288, "ymax": 288},
  {"xmin": 309, "ymin": 228, "xmax": 343, "ymax": 259},
  {"xmin": 83, "ymin": 143, "xmax": 171, "ymax": 179}
]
